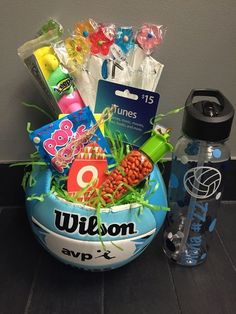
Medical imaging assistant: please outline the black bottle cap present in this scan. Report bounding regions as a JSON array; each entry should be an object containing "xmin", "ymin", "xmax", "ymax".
[{"xmin": 182, "ymin": 89, "xmax": 235, "ymax": 142}]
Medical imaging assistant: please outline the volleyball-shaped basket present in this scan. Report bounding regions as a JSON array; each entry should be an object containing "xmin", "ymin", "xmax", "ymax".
[{"xmin": 26, "ymin": 165, "xmax": 167, "ymax": 271}]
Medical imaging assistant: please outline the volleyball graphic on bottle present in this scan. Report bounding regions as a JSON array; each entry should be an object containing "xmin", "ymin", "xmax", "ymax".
[{"xmin": 183, "ymin": 166, "xmax": 222, "ymax": 199}]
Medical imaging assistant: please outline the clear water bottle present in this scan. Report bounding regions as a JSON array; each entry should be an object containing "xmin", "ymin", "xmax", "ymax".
[{"xmin": 163, "ymin": 89, "xmax": 234, "ymax": 266}]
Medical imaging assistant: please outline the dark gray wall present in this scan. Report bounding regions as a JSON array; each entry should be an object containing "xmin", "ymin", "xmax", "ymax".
[{"xmin": 0, "ymin": 0, "xmax": 235, "ymax": 162}]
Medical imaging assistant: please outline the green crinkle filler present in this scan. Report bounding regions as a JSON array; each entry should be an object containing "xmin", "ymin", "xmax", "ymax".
[
  {"xmin": 15, "ymin": 103, "xmax": 187, "ymax": 250},
  {"xmin": 23, "ymin": 102, "xmax": 54, "ymax": 121},
  {"xmin": 27, "ymin": 193, "xmax": 48, "ymax": 202}
]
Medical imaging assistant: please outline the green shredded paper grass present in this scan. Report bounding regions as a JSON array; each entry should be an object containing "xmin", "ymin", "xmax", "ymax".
[
  {"xmin": 10, "ymin": 102, "xmax": 187, "ymax": 246},
  {"xmin": 13, "ymin": 129, "xmax": 169, "ymax": 213}
]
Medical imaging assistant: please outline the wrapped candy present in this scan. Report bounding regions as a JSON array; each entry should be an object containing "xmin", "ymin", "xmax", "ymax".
[
  {"xmin": 89, "ymin": 25, "xmax": 115, "ymax": 56},
  {"xmin": 29, "ymin": 106, "xmax": 113, "ymax": 175},
  {"xmin": 90, "ymin": 131, "xmax": 172, "ymax": 206},
  {"xmin": 58, "ymin": 22, "xmax": 117, "ymax": 111},
  {"xmin": 128, "ymin": 23, "xmax": 166, "ymax": 91},
  {"xmin": 136, "ymin": 23, "xmax": 165, "ymax": 55},
  {"xmin": 23, "ymin": 20, "xmax": 167, "ymax": 113},
  {"xmin": 130, "ymin": 55, "xmax": 164, "ymax": 91},
  {"xmin": 102, "ymin": 26, "xmax": 134, "ymax": 84},
  {"xmin": 37, "ymin": 19, "xmax": 64, "ymax": 37},
  {"xmin": 74, "ymin": 19, "xmax": 97, "ymax": 38},
  {"xmin": 65, "ymin": 35, "xmax": 91, "ymax": 65},
  {"xmin": 67, "ymin": 142, "xmax": 109, "ymax": 198},
  {"xmin": 18, "ymin": 24, "xmax": 85, "ymax": 117},
  {"xmin": 115, "ymin": 27, "xmax": 135, "ymax": 54}
]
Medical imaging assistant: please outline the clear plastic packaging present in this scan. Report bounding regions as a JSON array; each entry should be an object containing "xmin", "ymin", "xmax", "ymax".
[
  {"xmin": 61, "ymin": 21, "xmax": 167, "ymax": 110},
  {"xmin": 96, "ymin": 131, "xmax": 172, "ymax": 205},
  {"xmin": 18, "ymin": 19, "xmax": 167, "ymax": 114},
  {"xmin": 128, "ymin": 24, "xmax": 166, "ymax": 91},
  {"xmin": 29, "ymin": 106, "xmax": 113, "ymax": 174},
  {"xmin": 18, "ymin": 25, "xmax": 85, "ymax": 117}
]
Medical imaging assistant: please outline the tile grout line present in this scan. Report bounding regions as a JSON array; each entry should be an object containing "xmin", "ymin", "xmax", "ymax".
[
  {"xmin": 24, "ymin": 253, "xmax": 43, "ymax": 314},
  {"xmin": 0, "ymin": 205, "xmax": 25, "ymax": 211},
  {"xmin": 166, "ymin": 259, "xmax": 183, "ymax": 314},
  {"xmin": 215, "ymin": 228, "xmax": 236, "ymax": 272},
  {"xmin": 221, "ymin": 200, "xmax": 236, "ymax": 205},
  {"xmin": 101, "ymin": 272, "xmax": 105, "ymax": 314}
]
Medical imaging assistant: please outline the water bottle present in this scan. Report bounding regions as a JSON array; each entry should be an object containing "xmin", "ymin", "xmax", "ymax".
[{"xmin": 163, "ymin": 89, "xmax": 234, "ymax": 266}]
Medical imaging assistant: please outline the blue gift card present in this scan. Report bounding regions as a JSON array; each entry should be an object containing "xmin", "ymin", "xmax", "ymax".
[{"xmin": 95, "ymin": 80, "xmax": 160, "ymax": 147}]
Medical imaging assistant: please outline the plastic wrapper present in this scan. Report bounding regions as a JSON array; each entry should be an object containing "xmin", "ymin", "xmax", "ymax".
[
  {"xmin": 29, "ymin": 106, "xmax": 113, "ymax": 174},
  {"xmin": 74, "ymin": 19, "xmax": 97, "ymax": 38},
  {"xmin": 68, "ymin": 21, "xmax": 166, "ymax": 107},
  {"xmin": 135, "ymin": 24, "xmax": 165, "ymax": 55},
  {"xmin": 130, "ymin": 56, "xmax": 164, "ymax": 91},
  {"xmin": 18, "ymin": 19, "xmax": 167, "ymax": 113},
  {"xmin": 127, "ymin": 24, "xmax": 166, "ymax": 91},
  {"xmin": 18, "ymin": 26, "xmax": 85, "ymax": 117}
]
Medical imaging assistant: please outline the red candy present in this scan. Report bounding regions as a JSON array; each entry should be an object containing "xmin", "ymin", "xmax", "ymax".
[
  {"xmin": 100, "ymin": 150, "xmax": 153, "ymax": 204},
  {"xmin": 89, "ymin": 26, "xmax": 114, "ymax": 56}
]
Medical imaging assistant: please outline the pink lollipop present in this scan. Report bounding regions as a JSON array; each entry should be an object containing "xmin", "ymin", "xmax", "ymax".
[{"xmin": 136, "ymin": 24, "xmax": 165, "ymax": 55}]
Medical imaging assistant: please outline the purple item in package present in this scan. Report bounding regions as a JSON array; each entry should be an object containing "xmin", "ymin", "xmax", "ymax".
[{"xmin": 29, "ymin": 107, "xmax": 112, "ymax": 174}]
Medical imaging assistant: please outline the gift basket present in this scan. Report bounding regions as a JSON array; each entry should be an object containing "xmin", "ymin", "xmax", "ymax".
[{"xmin": 17, "ymin": 19, "xmax": 173, "ymax": 271}]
